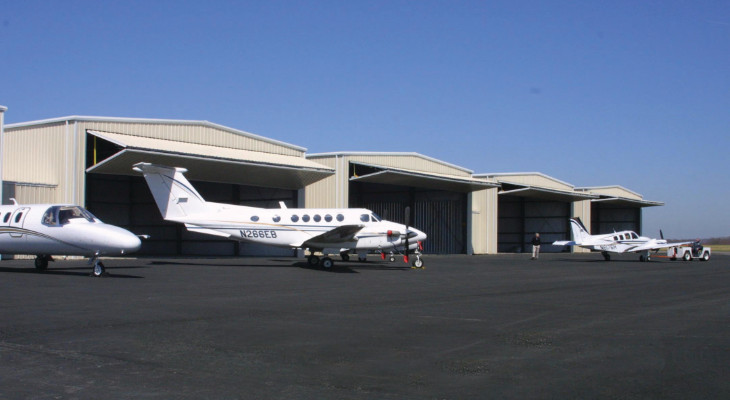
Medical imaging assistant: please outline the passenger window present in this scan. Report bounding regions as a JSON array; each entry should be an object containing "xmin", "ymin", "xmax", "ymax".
[
  {"xmin": 632, "ymin": 232, "xmax": 638, "ymax": 239},
  {"xmin": 313, "ymin": 214, "xmax": 321, "ymax": 222},
  {"xmin": 4, "ymin": 212, "xmax": 11, "ymax": 223},
  {"xmin": 272, "ymin": 215, "xmax": 281, "ymax": 223},
  {"xmin": 291, "ymin": 215, "xmax": 299, "ymax": 223},
  {"xmin": 324, "ymin": 214, "xmax": 332, "ymax": 222},
  {"xmin": 336, "ymin": 214, "xmax": 344, "ymax": 222},
  {"xmin": 360, "ymin": 214, "xmax": 370, "ymax": 222},
  {"xmin": 613, "ymin": 236, "xmax": 619, "ymax": 241},
  {"xmin": 14, "ymin": 212, "xmax": 23, "ymax": 223},
  {"xmin": 302, "ymin": 215, "xmax": 310, "ymax": 222},
  {"xmin": 251, "ymin": 216, "xmax": 259, "ymax": 222}
]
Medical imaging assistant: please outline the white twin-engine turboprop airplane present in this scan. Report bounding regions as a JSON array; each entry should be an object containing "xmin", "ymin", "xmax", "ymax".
[
  {"xmin": 0, "ymin": 202, "xmax": 142, "ymax": 276},
  {"xmin": 133, "ymin": 163, "xmax": 427, "ymax": 269},
  {"xmin": 553, "ymin": 218, "xmax": 692, "ymax": 262}
]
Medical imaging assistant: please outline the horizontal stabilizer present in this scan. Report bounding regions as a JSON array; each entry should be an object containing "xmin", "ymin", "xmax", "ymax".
[
  {"xmin": 553, "ymin": 240, "xmax": 576, "ymax": 246},
  {"xmin": 185, "ymin": 225, "xmax": 232, "ymax": 238}
]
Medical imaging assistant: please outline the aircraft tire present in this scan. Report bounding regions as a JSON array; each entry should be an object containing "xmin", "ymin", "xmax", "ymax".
[
  {"xmin": 93, "ymin": 262, "xmax": 105, "ymax": 277},
  {"xmin": 340, "ymin": 252, "xmax": 350, "ymax": 262},
  {"xmin": 307, "ymin": 255, "xmax": 320, "ymax": 267},
  {"xmin": 412, "ymin": 258, "xmax": 424, "ymax": 268},
  {"xmin": 602, "ymin": 252, "xmax": 611, "ymax": 261},
  {"xmin": 320, "ymin": 257, "xmax": 334, "ymax": 270},
  {"xmin": 34, "ymin": 256, "xmax": 49, "ymax": 271}
]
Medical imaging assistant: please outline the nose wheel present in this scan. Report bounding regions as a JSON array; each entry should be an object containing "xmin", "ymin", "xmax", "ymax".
[{"xmin": 89, "ymin": 254, "xmax": 106, "ymax": 277}]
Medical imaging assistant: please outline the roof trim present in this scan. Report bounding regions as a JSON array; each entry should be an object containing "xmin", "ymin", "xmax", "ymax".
[
  {"xmin": 591, "ymin": 197, "xmax": 664, "ymax": 207},
  {"xmin": 6, "ymin": 115, "xmax": 307, "ymax": 152},
  {"xmin": 307, "ymin": 151, "xmax": 474, "ymax": 174}
]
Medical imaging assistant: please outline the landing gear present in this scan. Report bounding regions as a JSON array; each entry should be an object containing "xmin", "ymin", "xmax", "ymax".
[
  {"xmin": 411, "ymin": 255, "xmax": 424, "ymax": 269},
  {"xmin": 34, "ymin": 255, "xmax": 51, "ymax": 271},
  {"xmin": 602, "ymin": 251, "xmax": 611, "ymax": 261},
  {"xmin": 307, "ymin": 255, "xmax": 320, "ymax": 267},
  {"xmin": 89, "ymin": 254, "xmax": 106, "ymax": 277},
  {"xmin": 639, "ymin": 252, "xmax": 651, "ymax": 262},
  {"xmin": 320, "ymin": 257, "xmax": 334, "ymax": 270},
  {"xmin": 340, "ymin": 251, "xmax": 350, "ymax": 262}
]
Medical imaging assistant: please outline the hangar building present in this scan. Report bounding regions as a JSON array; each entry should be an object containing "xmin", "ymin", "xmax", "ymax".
[
  {"xmin": 1, "ymin": 115, "xmax": 334, "ymax": 256},
  {"xmin": 0, "ymin": 108, "xmax": 663, "ymax": 256}
]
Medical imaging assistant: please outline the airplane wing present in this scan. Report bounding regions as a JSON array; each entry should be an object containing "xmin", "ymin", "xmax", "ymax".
[
  {"xmin": 627, "ymin": 241, "xmax": 694, "ymax": 253},
  {"xmin": 300, "ymin": 224, "xmax": 364, "ymax": 247}
]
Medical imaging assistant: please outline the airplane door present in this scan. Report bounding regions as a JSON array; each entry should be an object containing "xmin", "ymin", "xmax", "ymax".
[{"xmin": 9, "ymin": 207, "xmax": 30, "ymax": 238}]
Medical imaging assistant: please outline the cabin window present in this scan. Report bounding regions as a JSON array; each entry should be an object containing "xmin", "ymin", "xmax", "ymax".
[
  {"xmin": 631, "ymin": 232, "xmax": 638, "ymax": 239},
  {"xmin": 302, "ymin": 214, "xmax": 310, "ymax": 223},
  {"xmin": 3, "ymin": 212, "xmax": 10, "ymax": 223},
  {"xmin": 360, "ymin": 214, "xmax": 370, "ymax": 222},
  {"xmin": 272, "ymin": 215, "xmax": 281, "ymax": 223},
  {"xmin": 251, "ymin": 216, "xmax": 259, "ymax": 222},
  {"xmin": 14, "ymin": 212, "xmax": 23, "ymax": 223},
  {"xmin": 291, "ymin": 215, "xmax": 299, "ymax": 223},
  {"xmin": 336, "ymin": 214, "xmax": 344, "ymax": 222},
  {"xmin": 324, "ymin": 214, "xmax": 332, "ymax": 222},
  {"xmin": 313, "ymin": 214, "xmax": 321, "ymax": 222},
  {"xmin": 613, "ymin": 236, "xmax": 619, "ymax": 241}
]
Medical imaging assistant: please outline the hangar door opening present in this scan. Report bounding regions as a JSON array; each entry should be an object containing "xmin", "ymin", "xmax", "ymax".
[
  {"xmin": 591, "ymin": 202, "xmax": 641, "ymax": 235},
  {"xmin": 498, "ymin": 195, "xmax": 569, "ymax": 253},
  {"xmin": 85, "ymin": 173, "xmax": 298, "ymax": 257},
  {"xmin": 349, "ymin": 180, "xmax": 467, "ymax": 254}
]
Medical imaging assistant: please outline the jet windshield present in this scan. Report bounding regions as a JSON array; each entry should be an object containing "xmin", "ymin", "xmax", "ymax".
[{"xmin": 43, "ymin": 206, "xmax": 99, "ymax": 226}]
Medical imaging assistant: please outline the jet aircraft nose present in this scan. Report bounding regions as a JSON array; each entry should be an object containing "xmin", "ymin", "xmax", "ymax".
[{"xmin": 89, "ymin": 224, "xmax": 142, "ymax": 255}]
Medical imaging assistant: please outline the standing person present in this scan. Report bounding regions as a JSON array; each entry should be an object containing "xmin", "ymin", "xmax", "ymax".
[{"xmin": 531, "ymin": 233, "xmax": 541, "ymax": 260}]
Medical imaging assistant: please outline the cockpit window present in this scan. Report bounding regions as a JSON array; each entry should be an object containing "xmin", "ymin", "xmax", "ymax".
[
  {"xmin": 371, "ymin": 213, "xmax": 381, "ymax": 222},
  {"xmin": 360, "ymin": 214, "xmax": 370, "ymax": 222},
  {"xmin": 631, "ymin": 232, "xmax": 638, "ymax": 239},
  {"xmin": 43, "ymin": 206, "xmax": 97, "ymax": 226}
]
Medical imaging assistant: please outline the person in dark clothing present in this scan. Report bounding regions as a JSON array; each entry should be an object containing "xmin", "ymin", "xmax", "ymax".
[{"xmin": 531, "ymin": 233, "xmax": 541, "ymax": 260}]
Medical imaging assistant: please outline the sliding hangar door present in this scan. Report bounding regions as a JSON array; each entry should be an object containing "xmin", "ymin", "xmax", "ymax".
[
  {"xmin": 306, "ymin": 153, "xmax": 497, "ymax": 254},
  {"xmin": 81, "ymin": 123, "xmax": 334, "ymax": 256}
]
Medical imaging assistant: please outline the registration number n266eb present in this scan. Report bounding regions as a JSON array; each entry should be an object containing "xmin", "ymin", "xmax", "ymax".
[{"xmin": 240, "ymin": 230, "xmax": 278, "ymax": 239}]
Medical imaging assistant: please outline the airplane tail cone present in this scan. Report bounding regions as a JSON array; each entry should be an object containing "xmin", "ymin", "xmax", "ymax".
[{"xmin": 133, "ymin": 163, "xmax": 207, "ymax": 220}]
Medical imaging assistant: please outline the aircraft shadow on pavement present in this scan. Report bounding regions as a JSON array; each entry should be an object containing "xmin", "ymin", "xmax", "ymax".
[
  {"xmin": 148, "ymin": 259, "xmax": 413, "ymax": 273},
  {"xmin": 0, "ymin": 265, "xmax": 146, "ymax": 278}
]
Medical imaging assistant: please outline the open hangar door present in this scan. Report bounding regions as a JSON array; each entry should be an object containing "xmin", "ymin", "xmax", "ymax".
[
  {"xmin": 497, "ymin": 184, "xmax": 597, "ymax": 253},
  {"xmin": 84, "ymin": 130, "xmax": 334, "ymax": 256},
  {"xmin": 589, "ymin": 197, "xmax": 661, "ymax": 236},
  {"xmin": 347, "ymin": 162, "xmax": 495, "ymax": 254}
]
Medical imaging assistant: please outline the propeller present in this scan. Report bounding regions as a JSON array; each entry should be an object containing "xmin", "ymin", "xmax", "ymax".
[
  {"xmin": 404, "ymin": 206, "xmax": 410, "ymax": 264},
  {"xmin": 660, "ymin": 230, "xmax": 664, "ymax": 240}
]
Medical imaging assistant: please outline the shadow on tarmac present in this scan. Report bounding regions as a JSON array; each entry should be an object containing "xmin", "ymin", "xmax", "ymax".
[
  {"xmin": 148, "ymin": 259, "xmax": 414, "ymax": 273},
  {"xmin": 0, "ymin": 265, "xmax": 146, "ymax": 278}
]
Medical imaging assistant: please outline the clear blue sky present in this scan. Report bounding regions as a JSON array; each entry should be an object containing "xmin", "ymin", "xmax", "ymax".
[{"xmin": 2, "ymin": 0, "xmax": 728, "ymax": 238}]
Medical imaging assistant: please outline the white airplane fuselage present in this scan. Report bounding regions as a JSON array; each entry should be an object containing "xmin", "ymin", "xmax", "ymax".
[
  {"xmin": 0, "ymin": 204, "xmax": 142, "ymax": 273},
  {"xmin": 133, "ymin": 163, "xmax": 427, "ymax": 267}
]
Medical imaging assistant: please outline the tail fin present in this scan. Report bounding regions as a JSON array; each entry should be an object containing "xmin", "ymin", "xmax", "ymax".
[
  {"xmin": 570, "ymin": 217, "xmax": 590, "ymax": 244},
  {"xmin": 133, "ymin": 162, "xmax": 207, "ymax": 220}
]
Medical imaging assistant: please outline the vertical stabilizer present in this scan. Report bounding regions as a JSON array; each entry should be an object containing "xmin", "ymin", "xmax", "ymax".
[
  {"xmin": 570, "ymin": 218, "xmax": 591, "ymax": 244},
  {"xmin": 133, "ymin": 162, "xmax": 207, "ymax": 220}
]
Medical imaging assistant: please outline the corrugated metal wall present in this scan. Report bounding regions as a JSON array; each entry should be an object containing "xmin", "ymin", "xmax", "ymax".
[
  {"xmin": 498, "ymin": 196, "xmax": 570, "ymax": 253},
  {"xmin": 591, "ymin": 203, "xmax": 642, "ymax": 235}
]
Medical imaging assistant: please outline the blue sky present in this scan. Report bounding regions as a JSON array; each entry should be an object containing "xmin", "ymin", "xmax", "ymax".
[{"xmin": 2, "ymin": 0, "xmax": 728, "ymax": 238}]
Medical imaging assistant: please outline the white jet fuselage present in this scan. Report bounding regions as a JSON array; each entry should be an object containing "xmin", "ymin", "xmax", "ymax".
[{"xmin": 0, "ymin": 204, "xmax": 142, "ymax": 257}]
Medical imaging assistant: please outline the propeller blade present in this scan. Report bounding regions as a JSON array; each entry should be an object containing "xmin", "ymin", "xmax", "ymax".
[
  {"xmin": 660, "ymin": 230, "xmax": 664, "ymax": 240},
  {"xmin": 404, "ymin": 206, "xmax": 411, "ymax": 264}
]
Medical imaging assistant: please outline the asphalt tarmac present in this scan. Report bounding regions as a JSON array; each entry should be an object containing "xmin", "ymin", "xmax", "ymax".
[{"xmin": 1, "ymin": 253, "xmax": 729, "ymax": 399}]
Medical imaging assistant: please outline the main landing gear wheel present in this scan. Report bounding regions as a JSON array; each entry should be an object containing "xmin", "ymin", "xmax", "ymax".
[
  {"xmin": 602, "ymin": 251, "xmax": 611, "ymax": 261},
  {"xmin": 639, "ymin": 254, "xmax": 651, "ymax": 262},
  {"xmin": 358, "ymin": 254, "xmax": 367, "ymax": 262},
  {"xmin": 307, "ymin": 255, "xmax": 320, "ymax": 267},
  {"xmin": 320, "ymin": 257, "xmax": 334, "ymax": 270},
  {"xmin": 340, "ymin": 252, "xmax": 350, "ymax": 262},
  {"xmin": 34, "ymin": 255, "xmax": 49, "ymax": 272}
]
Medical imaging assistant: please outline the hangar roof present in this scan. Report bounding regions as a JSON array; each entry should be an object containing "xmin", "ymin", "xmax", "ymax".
[
  {"xmin": 474, "ymin": 172, "xmax": 595, "ymax": 202},
  {"xmin": 87, "ymin": 130, "xmax": 333, "ymax": 189},
  {"xmin": 308, "ymin": 152, "xmax": 475, "ymax": 176}
]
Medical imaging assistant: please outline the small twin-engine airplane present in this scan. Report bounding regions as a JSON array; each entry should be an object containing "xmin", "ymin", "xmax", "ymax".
[
  {"xmin": 0, "ymin": 202, "xmax": 142, "ymax": 276},
  {"xmin": 133, "ymin": 162, "xmax": 427, "ymax": 269},
  {"xmin": 553, "ymin": 218, "xmax": 692, "ymax": 262}
]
